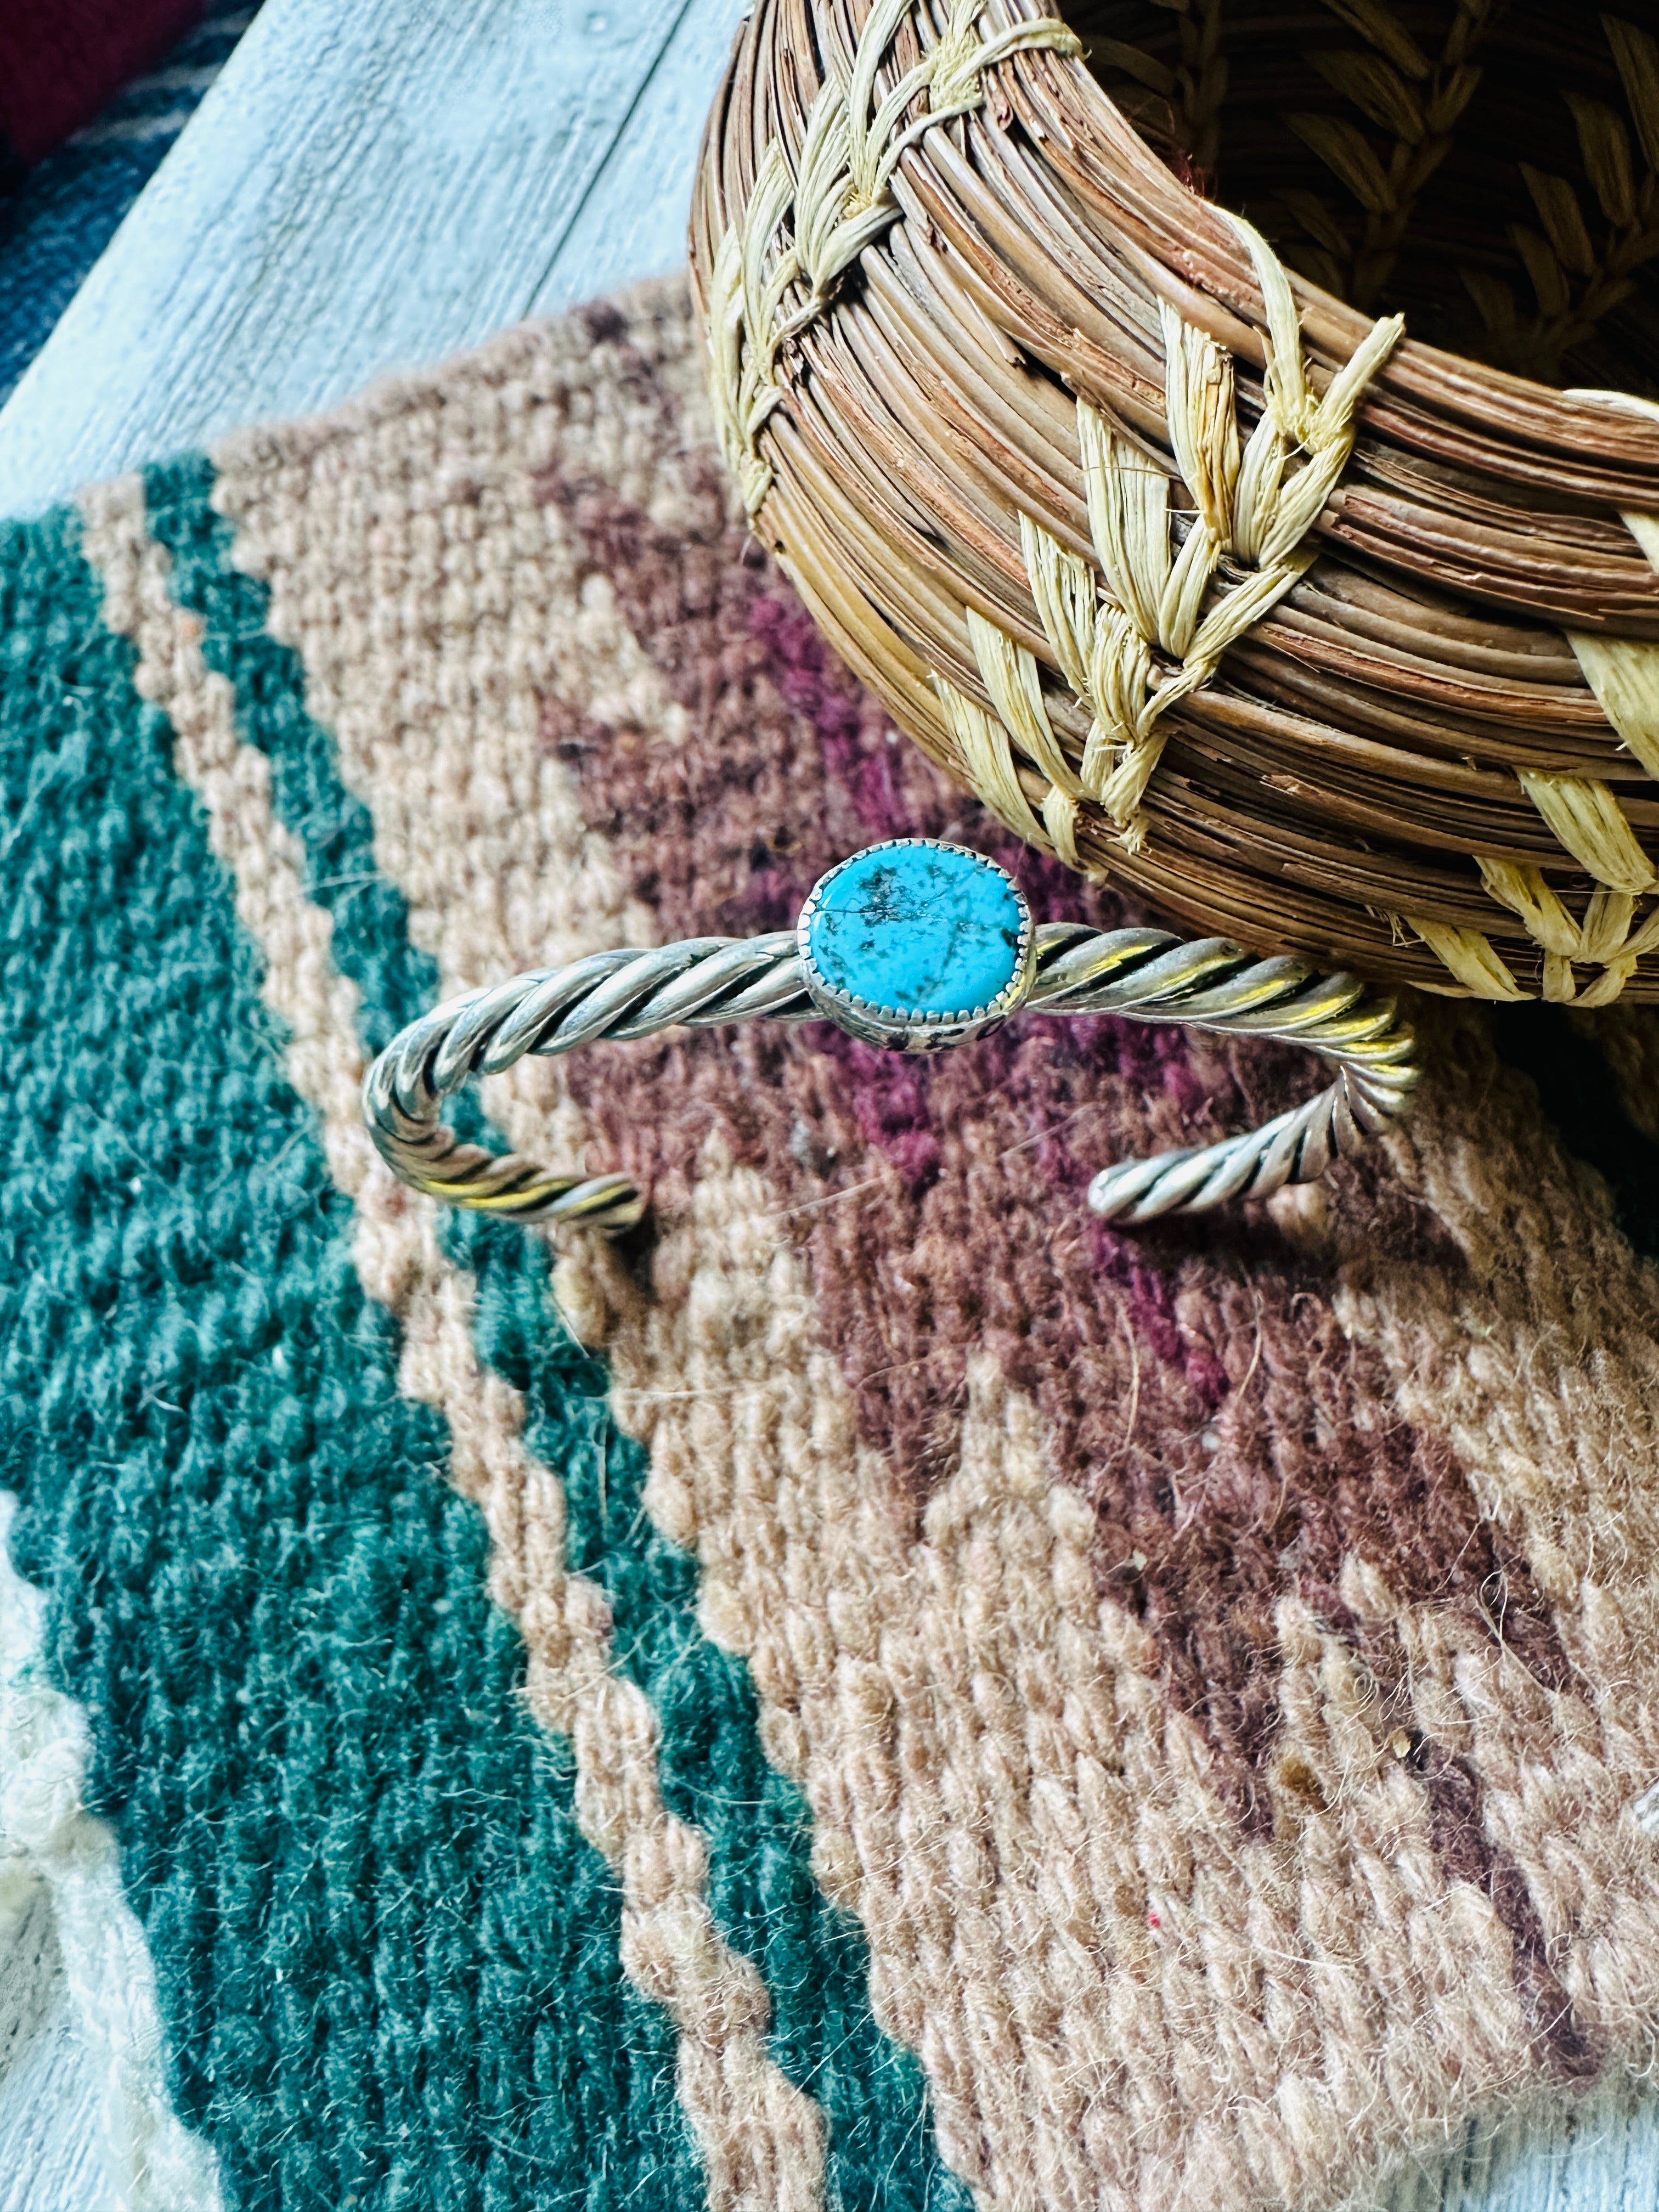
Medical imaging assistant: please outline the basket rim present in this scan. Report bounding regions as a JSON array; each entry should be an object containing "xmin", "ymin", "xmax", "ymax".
[
  {"xmin": 688, "ymin": 0, "xmax": 1659, "ymax": 1008},
  {"xmin": 990, "ymin": 0, "xmax": 1659, "ymax": 473}
]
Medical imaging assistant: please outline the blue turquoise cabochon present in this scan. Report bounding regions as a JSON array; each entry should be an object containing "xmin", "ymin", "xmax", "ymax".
[{"xmin": 803, "ymin": 842, "xmax": 1025, "ymax": 1017}]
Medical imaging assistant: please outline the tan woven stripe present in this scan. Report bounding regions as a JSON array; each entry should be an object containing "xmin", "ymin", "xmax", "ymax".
[
  {"xmin": 77, "ymin": 469, "xmax": 825, "ymax": 2212},
  {"xmin": 201, "ymin": 296, "xmax": 1649, "ymax": 2205},
  {"xmin": 558, "ymin": 1156, "xmax": 1553, "ymax": 2211},
  {"xmin": 1274, "ymin": 1009, "xmax": 1659, "ymax": 2030}
]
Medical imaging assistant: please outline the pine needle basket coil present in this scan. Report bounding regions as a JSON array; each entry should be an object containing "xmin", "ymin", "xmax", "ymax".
[{"xmin": 689, "ymin": 0, "xmax": 1659, "ymax": 1008}]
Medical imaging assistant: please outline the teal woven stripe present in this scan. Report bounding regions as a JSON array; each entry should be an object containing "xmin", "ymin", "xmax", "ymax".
[
  {"xmin": 0, "ymin": 501, "xmax": 699, "ymax": 2210},
  {"xmin": 145, "ymin": 455, "xmax": 437, "ymax": 1052},
  {"xmin": 146, "ymin": 458, "xmax": 970, "ymax": 2211},
  {"xmin": 475, "ymin": 1242, "xmax": 972, "ymax": 2212}
]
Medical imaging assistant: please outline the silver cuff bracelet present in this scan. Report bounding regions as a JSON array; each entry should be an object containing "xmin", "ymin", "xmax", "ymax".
[{"xmin": 362, "ymin": 839, "xmax": 1417, "ymax": 1232}]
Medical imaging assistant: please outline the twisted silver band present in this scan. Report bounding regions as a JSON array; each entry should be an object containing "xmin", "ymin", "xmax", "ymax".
[{"xmin": 362, "ymin": 916, "xmax": 1417, "ymax": 1230}]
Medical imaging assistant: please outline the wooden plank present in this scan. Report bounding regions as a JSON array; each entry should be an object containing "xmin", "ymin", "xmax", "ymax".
[
  {"xmin": 529, "ymin": 0, "xmax": 748, "ymax": 320},
  {"xmin": 0, "ymin": 1889, "xmax": 112, "ymax": 2212},
  {"xmin": 0, "ymin": 0, "xmax": 742, "ymax": 518},
  {"xmin": 1381, "ymin": 2078, "xmax": 1659, "ymax": 2211}
]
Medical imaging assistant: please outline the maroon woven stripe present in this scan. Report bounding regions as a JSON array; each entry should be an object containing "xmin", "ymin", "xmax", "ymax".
[
  {"xmin": 0, "ymin": 0, "xmax": 201, "ymax": 166},
  {"xmin": 534, "ymin": 388, "xmax": 1599, "ymax": 2072}
]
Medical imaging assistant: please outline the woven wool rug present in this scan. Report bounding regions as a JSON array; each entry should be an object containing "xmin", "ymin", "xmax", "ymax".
[
  {"xmin": 0, "ymin": 3, "xmax": 258, "ymax": 404},
  {"xmin": 4, "ymin": 274, "xmax": 1659, "ymax": 2212}
]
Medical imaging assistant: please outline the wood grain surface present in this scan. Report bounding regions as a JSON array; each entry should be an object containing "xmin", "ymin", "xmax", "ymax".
[
  {"xmin": 0, "ymin": 0, "xmax": 748, "ymax": 518},
  {"xmin": 0, "ymin": 1888, "xmax": 106, "ymax": 2212}
]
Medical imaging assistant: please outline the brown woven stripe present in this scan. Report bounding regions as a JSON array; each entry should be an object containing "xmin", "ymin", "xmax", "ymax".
[
  {"xmin": 537, "ymin": 435, "xmax": 1576, "ymax": 1849},
  {"xmin": 206, "ymin": 274, "xmax": 1659, "ymax": 2207},
  {"xmin": 1296, "ymin": 1001, "xmax": 1659, "ymax": 2053}
]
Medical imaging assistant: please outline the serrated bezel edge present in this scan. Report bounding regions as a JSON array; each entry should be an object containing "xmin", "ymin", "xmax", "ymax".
[{"xmin": 794, "ymin": 837, "xmax": 1035, "ymax": 1045}]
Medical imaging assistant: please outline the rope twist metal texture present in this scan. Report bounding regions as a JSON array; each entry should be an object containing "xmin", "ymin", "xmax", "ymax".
[{"xmin": 362, "ymin": 926, "xmax": 1418, "ymax": 1229}]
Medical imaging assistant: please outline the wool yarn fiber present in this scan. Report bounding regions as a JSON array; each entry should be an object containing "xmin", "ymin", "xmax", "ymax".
[{"xmin": 3, "ymin": 276, "xmax": 1659, "ymax": 2212}]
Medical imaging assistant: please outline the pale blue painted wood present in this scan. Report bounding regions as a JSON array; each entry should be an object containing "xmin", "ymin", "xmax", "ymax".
[
  {"xmin": 0, "ymin": 1887, "xmax": 110, "ymax": 2212},
  {"xmin": 0, "ymin": 0, "xmax": 747, "ymax": 519},
  {"xmin": 1379, "ymin": 2083, "xmax": 1659, "ymax": 2212},
  {"xmin": 529, "ymin": 0, "xmax": 748, "ymax": 318},
  {"xmin": 0, "ymin": 0, "xmax": 1655, "ymax": 2207}
]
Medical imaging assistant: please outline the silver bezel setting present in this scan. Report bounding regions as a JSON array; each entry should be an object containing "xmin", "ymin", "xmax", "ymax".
[{"xmin": 795, "ymin": 838, "xmax": 1036, "ymax": 1053}]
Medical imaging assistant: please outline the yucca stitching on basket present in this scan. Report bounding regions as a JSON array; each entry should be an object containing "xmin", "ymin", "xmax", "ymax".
[
  {"xmin": 693, "ymin": 0, "xmax": 1659, "ymax": 1016},
  {"xmin": 944, "ymin": 214, "xmax": 1403, "ymax": 859},
  {"xmin": 706, "ymin": 0, "xmax": 1081, "ymax": 514},
  {"xmin": 1437, "ymin": 820, "xmax": 1659, "ymax": 1011},
  {"xmin": 1425, "ymin": 770, "xmax": 1659, "ymax": 1010},
  {"xmin": 874, "ymin": 190, "xmax": 1659, "ymax": 1005},
  {"xmin": 1277, "ymin": 0, "xmax": 1494, "ymax": 314},
  {"xmin": 1549, "ymin": 385, "xmax": 1659, "ymax": 1005},
  {"xmin": 1414, "ymin": 755, "xmax": 1659, "ymax": 1006}
]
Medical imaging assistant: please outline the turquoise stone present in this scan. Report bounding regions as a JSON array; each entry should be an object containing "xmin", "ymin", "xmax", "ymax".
[{"xmin": 805, "ymin": 843, "xmax": 1024, "ymax": 1015}]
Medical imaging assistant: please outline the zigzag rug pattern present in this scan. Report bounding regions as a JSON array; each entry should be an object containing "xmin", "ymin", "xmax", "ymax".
[{"xmin": 3, "ymin": 274, "xmax": 1659, "ymax": 2212}]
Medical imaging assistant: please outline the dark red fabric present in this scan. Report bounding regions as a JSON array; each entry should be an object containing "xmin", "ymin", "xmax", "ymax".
[{"xmin": 0, "ymin": 0, "xmax": 202, "ymax": 167}]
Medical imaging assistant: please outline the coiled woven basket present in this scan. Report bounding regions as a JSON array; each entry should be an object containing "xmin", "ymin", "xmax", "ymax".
[{"xmin": 690, "ymin": 0, "xmax": 1659, "ymax": 1006}]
